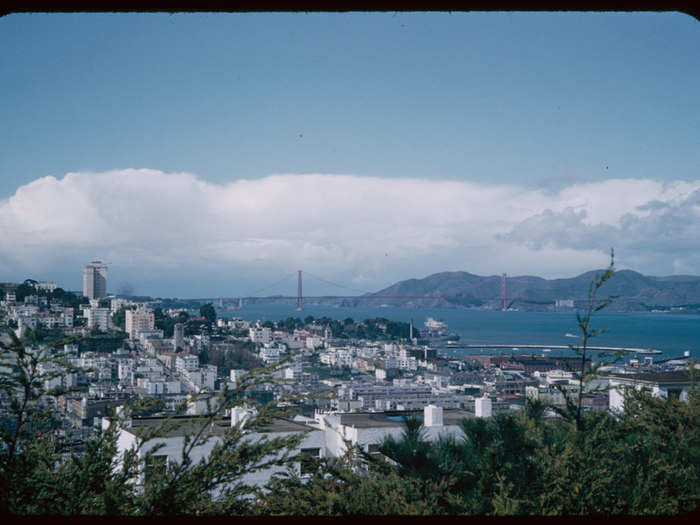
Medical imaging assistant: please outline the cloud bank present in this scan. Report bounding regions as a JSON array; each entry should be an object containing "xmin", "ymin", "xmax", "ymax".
[{"xmin": 1, "ymin": 169, "xmax": 698, "ymax": 296}]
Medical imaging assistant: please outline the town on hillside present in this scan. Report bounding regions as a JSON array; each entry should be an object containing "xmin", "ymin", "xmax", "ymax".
[{"xmin": 0, "ymin": 261, "xmax": 696, "ymax": 489}]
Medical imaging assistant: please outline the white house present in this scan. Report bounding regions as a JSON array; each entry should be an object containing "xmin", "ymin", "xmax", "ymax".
[
  {"xmin": 107, "ymin": 407, "xmax": 325, "ymax": 492},
  {"xmin": 315, "ymin": 405, "xmax": 475, "ymax": 457},
  {"xmin": 108, "ymin": 404, "xmax": 483, "ymax": 496},
  {"xmin": 608, "ymin": 371, "xmax": 695, "ymax": 413}
]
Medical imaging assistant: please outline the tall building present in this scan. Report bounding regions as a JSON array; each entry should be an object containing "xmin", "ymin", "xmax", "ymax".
[
  {"xmin": 83, "ymin": 261, "xmax": 107, "ymax": 299},
  {"xmin": 125, "ymin": 307, "xmax": 155, "ymax": 339},
  {"xmin": 173, "ymin": 322, "xmax": 185, "ymax": 350}
]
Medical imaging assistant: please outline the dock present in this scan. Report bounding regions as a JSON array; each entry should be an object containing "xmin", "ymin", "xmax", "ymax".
[{"xmin": 441, "ymin": 343, "xmax": 662, "ymax": 355}]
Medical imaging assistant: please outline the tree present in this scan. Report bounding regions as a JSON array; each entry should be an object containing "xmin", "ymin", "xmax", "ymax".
[
  {"xmin": 112, "ymin": 307, "xmax": 128, "ymax": 331},
  {"xmin": 549, "ymin": 249, "xmax": 620, "ymax": 431},
  {"xmin": 0, "ymin": 327, "xmax": 310, "ymax": 515},
  {"xmin": 200, "ymin": 304, "xmax": 216, "ymax": 326},
  {"xmin": 0, "ymin": 329, "xmax": 86, "ymax": 513},
  {"xmin": 154, "ymin": 308, "xmax": 175, "ymax": 338},
  {"xmin": 259, "ymin": 448, "xmax": 451, "ymax": 515}
]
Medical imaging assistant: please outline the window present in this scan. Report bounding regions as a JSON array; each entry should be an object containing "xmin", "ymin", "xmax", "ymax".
[
  {"xmin": 367, "ymin": 443, "xmax": 381, "ymax": 454},
  {"xmin": 299, "ymin": 448, "xmax": 321, "ymax": 475},
  {"xmin": 145, "ymin": 454, "xmax": 168, "ymax": 483},
  {"xmin": 667, "ymin": 389, "xmax": 682, "ymax": 400}
]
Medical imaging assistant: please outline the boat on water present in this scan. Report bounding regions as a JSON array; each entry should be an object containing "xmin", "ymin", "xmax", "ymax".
[
  {"xmin": 422, "ymin": 317, "xmax": 460, "ymax": 342},
  {"xmin": 565, "ymin": 333, "xmax": 578, "ymax": 338},
  {"xmin": 425, "ymin": 317, "xmax": 448, "ymax": 330}
]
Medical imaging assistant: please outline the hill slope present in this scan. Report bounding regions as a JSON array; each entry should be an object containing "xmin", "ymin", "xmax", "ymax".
[{"xmin": 354, "ymin": 269, "xmax": 700, "ymax": 311}]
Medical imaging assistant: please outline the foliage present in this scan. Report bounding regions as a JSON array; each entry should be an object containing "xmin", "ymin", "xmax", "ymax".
[
  {"xmin": 199, "ymin": 304, "xmax": 216, "ymax": 327},
  {"xmin": 258, "ymin": 450, "xmax": 451, "ymax": 515},
  {"xmin": 201, "ymin": 341, "xmax": 263, "ymax": 375},
  {"xmin": 78, "ymin": 332, "xmax": 128, "ymax": 354},
  {"xmin": 111, "ymin": 306, "xmax": 127, "ymax": 331},
  {"xmin": 154, "ymin": 308, "xmax": 175, "ymax": 338},
  {"xmin": 0, "ymin": 329, "xmax": 308, "ymax": 515}
]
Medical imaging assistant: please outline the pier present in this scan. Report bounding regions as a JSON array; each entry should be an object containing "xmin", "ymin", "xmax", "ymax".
[{"xmin": 442, "ymin": 343, "xmax": 662, "ymax": 355}]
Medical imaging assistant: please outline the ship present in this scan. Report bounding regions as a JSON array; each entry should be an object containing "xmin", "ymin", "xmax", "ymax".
[
  {"xmin": 424, "ymin": 317, "xmax": 448, "ymax": 330},
  {"xmin": 422, "ymin": 317, "xmax": 460, "ymax": 342}
]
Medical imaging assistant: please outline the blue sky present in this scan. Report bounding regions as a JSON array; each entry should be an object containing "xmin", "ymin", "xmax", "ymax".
[{"xmin": 1, "ymin": 12, "xmax": 699, "ymax": 297}]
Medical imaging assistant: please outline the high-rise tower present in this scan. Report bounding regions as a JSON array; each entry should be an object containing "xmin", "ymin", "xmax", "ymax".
[{"xmin": 83, "ymin": 261, "xmax": 108, "ymax": 299}]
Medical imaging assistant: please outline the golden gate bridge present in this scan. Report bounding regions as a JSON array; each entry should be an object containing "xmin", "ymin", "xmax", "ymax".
[{"xmin": 212, "ymin": 271, "xmax": 585, "ymax": 312}]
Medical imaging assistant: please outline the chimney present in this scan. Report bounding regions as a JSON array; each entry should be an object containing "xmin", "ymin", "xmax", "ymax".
[
  {"xmin": 231, "ymin": 406, "xmax": 253, "ymax": 428},
  {"xmin": 475, "ymin": 396, "xmax": 492, "ymax": 418},
  {"xmin": 424, "ymin": 404, "xmax": 443, "ymax": 427}
]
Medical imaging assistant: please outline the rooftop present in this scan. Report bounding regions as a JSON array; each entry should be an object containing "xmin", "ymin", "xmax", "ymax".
[
  {"xmin": 609, "ymin": 370, "xmax": 694, "ymax": 384},
  {"xmin": 338, "ymin": 409, "xmax": 474, "ymax": 429},
  {"xmin": 127, "ymin": 415, "xmax": 314, "ymax": 437}
]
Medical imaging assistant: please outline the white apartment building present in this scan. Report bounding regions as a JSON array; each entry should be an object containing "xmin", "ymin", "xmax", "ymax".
[
  {"xmin": 125, "ymin": 307, "xmax": 155, "ymax": 339},
  {"xmin": 230, "ymin": 369, "xmax": 247, "ymax": 385},
  {"xmin": 137, "ymin": 329, "xmax": 164, "ymax": 347},
  {"xmin": 110, "ymin": 297, "xmax": 132, "ymax": 314},
  {"xmin": 259, "ymin": 345, "xmax": 281, "ymax": 364},
  {"xmin": 306, "ymin": 336, "xmax": 323, "ymax": 349},
  {"xmin": 87, "ymin": 307, "xmax": 111, "ymax": 331},
  {"xmin": 249, "ymin": 326, "xmax": 271, "ymax": 344},
  {"xmin": 61, "ymin": 307, "xmax": 74, "ymax": 328},
  {"xmin": 141, "ymin": 379, "xmax": 182, "ymax": 395},
  {"xmin": 175, "ymin": 355, "xmax": 199, "ymax": 373},
  {"xmin": 35, "ymin": 281, "xmax": 58, "ymax": 292},
  {"xmin": 182, "ymin": 365, "xmax": 217, "ymax": 392}
]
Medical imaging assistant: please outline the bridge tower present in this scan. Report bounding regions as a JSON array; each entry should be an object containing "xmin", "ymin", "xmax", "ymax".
[
  {"xmin": 297, "ymin": 270, "xmax": 302, "ymax": 311},
  {"xmin": 501, "ymin": 273, "xmax": 507, "ymax": 310}
]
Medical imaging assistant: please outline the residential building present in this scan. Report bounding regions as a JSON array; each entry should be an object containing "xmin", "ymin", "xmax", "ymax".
[
  {"xmin": 608, "ymin": 371, "xmax": 696, "ymax": 413},
  {"xmin": 107, "ymin": 408, "xmax": 325, "ymax": 490},
  {"xmin": 173, "ymin": 323, "xmax": 184, "ymax": 350},
  {"xmin": 87, "ymin": 307, "xmax": 111, "ymax": 331},
  {"xmin": 36, "ymin": 281, "xmax": 58, "ymax": 292},
  {"xmin": 125, "ymin": 307, "xmax": 155, "ymax": 339},
  {"xmin": 249, "ymin": 326, "xmax": 271, "ymax": 344}
]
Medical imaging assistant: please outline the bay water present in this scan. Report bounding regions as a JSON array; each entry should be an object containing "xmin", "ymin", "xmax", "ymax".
[{"xmin": 220, "ymin": 304, "xmax": 698, "ymax": 361}]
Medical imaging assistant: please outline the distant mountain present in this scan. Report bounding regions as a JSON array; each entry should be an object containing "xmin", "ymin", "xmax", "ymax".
[{"xmin": 347, "ymin": 269, "xmax": 700, "ymax": 312}]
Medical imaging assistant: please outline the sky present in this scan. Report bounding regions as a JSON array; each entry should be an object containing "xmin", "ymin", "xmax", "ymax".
[{"xmin": 1, "ymin": 12, "xmax": 699, "ymax": 298}]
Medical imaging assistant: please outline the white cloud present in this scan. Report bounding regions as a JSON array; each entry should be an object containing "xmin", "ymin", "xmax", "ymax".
[{"xmin": 1, "ymin": 169, "xmax": 698, "ymax": 296}]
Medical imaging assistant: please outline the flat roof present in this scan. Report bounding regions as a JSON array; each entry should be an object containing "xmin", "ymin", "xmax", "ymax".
[
  {"xmin": 128, "ymin": 415, "xmax": 313, "ymax": 437},
  {"xmin": 610, "ymin": 371, "xmax": 693, "ymax": 384},
  {"xmin": 338, "ymin": 409, "xmax": 474, "ymax": 429}
]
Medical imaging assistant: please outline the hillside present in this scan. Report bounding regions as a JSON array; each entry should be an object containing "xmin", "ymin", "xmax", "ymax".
[{"xmin": 350, "ymin": 269, "xmax": 700, "ymax": 312}]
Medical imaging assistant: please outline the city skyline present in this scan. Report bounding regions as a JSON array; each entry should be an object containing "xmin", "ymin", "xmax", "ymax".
[{"xmin": 1, "ymin": 12, "xmax": 699, "ymax": 297}]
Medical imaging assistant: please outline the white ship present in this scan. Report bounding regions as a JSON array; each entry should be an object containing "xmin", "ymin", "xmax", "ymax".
[
  {"xmin": 424, "ymin": 317, "xmax": 448, "ymax": 330},
  {"xmin": 422, "ymin": 317, "xmax": 460, "ymax": 342}
]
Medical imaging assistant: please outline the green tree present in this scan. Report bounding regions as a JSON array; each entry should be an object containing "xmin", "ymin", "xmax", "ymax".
[
  {"xmin": 200, "ymin": 304, "xmax": 216, "ymax": 326},
  {"xmin": 111, "ymin": 306, "xmax": 128, "ymax": 331},
  {"xmin": 154, "ymin": 308, "xmax": 175, "ymax": 338},
  {"xmin": 0, "ymin": 328, "xmax": 310, "ymax": 515}
]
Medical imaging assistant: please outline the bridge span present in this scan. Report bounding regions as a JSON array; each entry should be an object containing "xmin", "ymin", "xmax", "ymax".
[{"xmin": 442, "ymin": 343, "xmax": 662, "ymax": 355}]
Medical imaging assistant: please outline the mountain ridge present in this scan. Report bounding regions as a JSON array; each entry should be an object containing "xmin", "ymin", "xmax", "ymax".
[{"xmin": 358, "ymin": 268, "xmax": 700, "ymax": 312}]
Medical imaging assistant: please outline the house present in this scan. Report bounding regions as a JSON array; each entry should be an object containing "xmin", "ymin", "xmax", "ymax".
[
  {"xmin": 608, "ymin": 371, "xmax": 696, "ymax": 413},
  {"xmin": 315, "ymin": 405, "xmax": 474, "ymax": 457},
  {"xmin": 108, "ymin": 404, "xmax": 484, "ymax": 494},
  {"xmin": 107, "ymin": 407, "xmax": 325, "ymax": 491}
]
